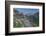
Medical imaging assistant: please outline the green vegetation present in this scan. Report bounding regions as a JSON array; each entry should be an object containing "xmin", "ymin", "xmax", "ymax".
[
  {"xmin": 33, "ymin": 16, "xmax": 39, "ymax": 27},
  {"xmin": 13, "ymin": 16, "xmax": 25, "ymax": 28}
]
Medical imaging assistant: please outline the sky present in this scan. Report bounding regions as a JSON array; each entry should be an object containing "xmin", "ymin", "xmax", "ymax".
[{"xmin": 14, "ymin": 8, "xmax": 39, "ymax": 15}]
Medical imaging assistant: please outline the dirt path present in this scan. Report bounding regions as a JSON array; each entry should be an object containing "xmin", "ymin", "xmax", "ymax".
[{"xmin": 20, "ymin": 18, "xmax": 33, "ymax": 27}]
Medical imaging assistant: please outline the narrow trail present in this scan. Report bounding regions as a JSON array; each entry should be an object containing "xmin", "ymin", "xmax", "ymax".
[{"xmin": 21, "ymin": 18, "xmax": 33, "ymax": 27}]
